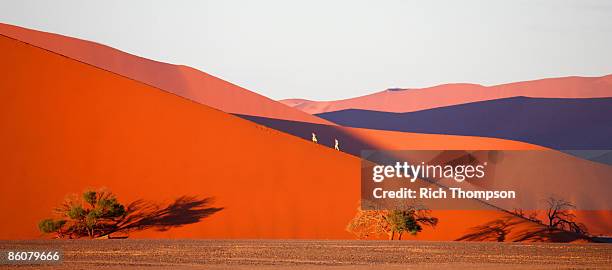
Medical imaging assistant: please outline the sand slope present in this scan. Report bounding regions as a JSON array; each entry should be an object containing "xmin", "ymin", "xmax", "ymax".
[
  {"xmin": 281, "ymin": 75, "xmax": 612, "ymax": 114},
  {"xmin": 0, "ymin": 34, "xmax": 358, "ymax": 239},
  {"xmin": 0, "ymin": 23, "xmax": 333, "ymax": 125}
]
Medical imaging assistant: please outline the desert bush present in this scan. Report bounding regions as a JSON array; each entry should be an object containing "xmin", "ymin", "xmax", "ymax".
[
  {"xmin": 39, "ymin": 188, "xmax": 129, "ymax": 238},
  {"xmin": 347, "ymin": 203, "xmax": 438, "ymax": 240}
]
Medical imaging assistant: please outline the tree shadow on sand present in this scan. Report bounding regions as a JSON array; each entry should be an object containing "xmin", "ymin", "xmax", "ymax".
[
  {"xmin": 116, "ymin": 196, "xmax": 224, "ymax": 233},
  {"xmin": 456, "ymin": 217, "xmax": 522, "ymax": 242},
  {"xmin": 456, "ymin": 216, "xmax": 591, "ymax": 243}
]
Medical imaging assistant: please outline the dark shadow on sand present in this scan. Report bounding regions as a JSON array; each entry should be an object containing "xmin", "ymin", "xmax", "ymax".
[
  {"xmin": 115, "ymin": 196, "xmax": 223, "ymax": 233},
  {"xmin": 456, "ymin": 216, "xmax": 592, "ymax": 243}
]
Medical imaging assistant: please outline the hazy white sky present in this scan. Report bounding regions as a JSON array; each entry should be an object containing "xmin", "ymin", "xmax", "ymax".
[{"xmin": 1, "ymin": 0, "xmax": 611, "ymax": 100}]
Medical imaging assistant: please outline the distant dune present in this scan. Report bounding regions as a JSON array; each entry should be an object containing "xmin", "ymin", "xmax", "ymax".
[
  {"xmin": 0, "ymin": 23, "xmax": 333, "ymax": 125},
  {"xmin": 315, "ymin": 97, "xmax": 612, "ymax": 150},
  {"xmin": 281, "ymin": 76, "xmax": 612, "ymax": 114}
]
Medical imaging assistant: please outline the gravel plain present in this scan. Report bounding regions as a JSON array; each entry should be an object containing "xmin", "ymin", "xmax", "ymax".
[{"xmin": 1, "ymin": 239, "xmax": 610, "ymax": 269}]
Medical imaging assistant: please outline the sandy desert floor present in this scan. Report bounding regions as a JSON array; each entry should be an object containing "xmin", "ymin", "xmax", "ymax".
[{"xmin": 0, "ymin": 239, "xmax": 610, "ymax": 269}]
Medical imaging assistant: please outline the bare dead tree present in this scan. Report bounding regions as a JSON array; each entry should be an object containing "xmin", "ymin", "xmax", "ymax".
[{"xmin": 545, "ymin": 196, "xmax": 587, "ymax": 235}]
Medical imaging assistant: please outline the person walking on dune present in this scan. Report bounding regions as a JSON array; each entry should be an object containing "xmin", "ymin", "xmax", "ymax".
[
  {"xmin": 311, "ymin": 132, "xmax": 318, "ymax": 144},
  {"xmin": 334, "ymin": 138, "xmax": 340, "ymax": 151}
]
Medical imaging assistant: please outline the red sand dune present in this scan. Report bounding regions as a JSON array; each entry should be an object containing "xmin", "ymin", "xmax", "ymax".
[
  {"xmin": 0, "ymin": 33, "xmax": 606, "ymax": 241},
  {"xmin": 281, "ymin": 76, "xmax": 612, "ymax": 114},
  {"xmin": 0, "ymin": 34, "xmax": 357, "ymax": 239},
  {"xmin": 0, "ymin": 23, "xmax": 333, "ymax": 125}
]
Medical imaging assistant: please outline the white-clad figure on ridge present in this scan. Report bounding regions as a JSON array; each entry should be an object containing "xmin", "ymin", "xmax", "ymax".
[
  {"xmin": 334, "ymin": 138, "xmax": 340, "ymax": 151},
  {"xmin": 311, "ymin": 132, "xmax": 318, "ymax": 144}
]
